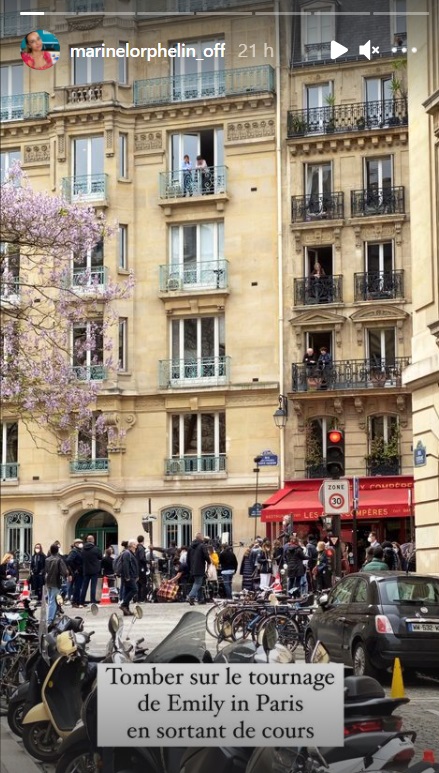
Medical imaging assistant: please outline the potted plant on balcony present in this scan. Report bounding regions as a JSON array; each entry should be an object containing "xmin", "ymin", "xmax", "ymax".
[
  {"xmin": 388, "ymin": 58, "xmax": 408, "ymax": 126},
  {"xmin": 290, "ymin": 114, "xmax": 307, "ymax": 136},
  {"xmin": 324, "ymin": 93, "xmax": 336, "ymax": 133},
  {"xmin": 305, "ymin": 423, "xmax": 325, "ymax": 477},
  {"xmin": 356, "ymin": 115, "xmax": 366, "ymax": 130},
  {"xmin": 365, "ymin": 430, "xmax": 400, "ymax": 476}
]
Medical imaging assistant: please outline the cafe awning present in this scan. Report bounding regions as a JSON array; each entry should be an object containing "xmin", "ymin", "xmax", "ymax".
[{"xmin": 260, "ymin": 477, "xmax": 413, "ymax": 522}]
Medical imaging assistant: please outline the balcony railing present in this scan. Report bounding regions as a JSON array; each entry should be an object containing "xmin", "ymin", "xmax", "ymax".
[
  {"xmin": 71, "ymin": 365, "xmax": 107, "ymax": 381},
  {"xmin": 134, "ymin": 65, "xmax": 274, "ymax": 107},
  {"xmin": 71, "ymin": 267, "xmax": 107, "ymax": 289},
  {"xmin": 354, "ymin": 270, "xmax": 404, "ymax": 301},
  {"xmin": 1, "ymin": 11, "xmax": 48, "ymax": 38},
  {"xmin": 165, "ymin": 455, "xmax": 226, "ymax": 475},
  {"xmin": 294, "ymin": 275, "xmax": 343, "ymax": 305},
  {"xmin": 351, "ymin": 187, "xmax": 405, "ymax": 217},
  {"xmin": 159, "ymin": 166, "xmax": 227, "ymax": 200},
  {"xmin": 305, "ymin": 462, "xmax": 327, "ymax": 479},
  {"xmin": 366, "ymin": 457, "xmax": 401, "ymax": 476},
  {"xmin": 1, "ymin": 463, "xmax": 19, "ymax": 481},
  {"xmin": 291, "ymin": 357, "xmax": 410, "ymax": 392},
  {"xmin": 287, "ymin": 99, "xmax": 408, "ymax": 138},
  {"xmin": 291, "ymin": 192, "xmax": 344, "ymax": 222},
  {"xmin": 62, "ymin": 174, "xmax": 108, "ymax": 203},
  {"xmin": 159, "ymin": 356, "xmax": 230, "ymax": 388},
  {"xmin": 68, "ymin": 0, "xmax": 105, "ymax": 11},
  {"xmin": 0, "ymin": 277, "xmax": 20, "ymax": 299},
  {"xmin": 0, "ymin": 93, "xmax": 49, "ymax": 122},
  {"xmin": 159, "ymin": 260, "xmax": 229, "ymax": 292},
  {"xmin": 70, "ymin": 458, "xmax": 109, "ymax": 473},
  {"xmin": 303, "ymin": 42, "xmax": 331, "ymax": 61}
]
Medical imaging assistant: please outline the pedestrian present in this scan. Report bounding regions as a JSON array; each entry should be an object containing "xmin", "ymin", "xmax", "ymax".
[
  {"xmin": 117, "ymin": 541, "xmax": 128, "ymax": 606},
  {"xmin": 271, "ymin": 539, "xmax": 283, "ymax": 576},
  {"xmin": 182, "ymin": 154, "xmax": 193, "ymax": 196},
  {"xmin": 285, "ymin": 537, "xmax": 306, "ymax": 596},
  {"xmin": 363, "ymin": 546, "xmax": 389, "ymax": 572},
  {"xmin": 66, "ymin": 539, "xmax": 84, "ymax": 608},
  {"xmin": 29, "ymin": 543, "xmax": 46, "ymax": 603},
  {"xmin": 80, "ymin": 535, "xmax": 102, "ymax": 605},
  {"xmin": 391, "ymin": 541, "xmax": 403, "ymax": 570},
  {"xmin": 256, "ymin": 541, "xmax": 273, "ymax": 591},
  {"xmin": 136, "ymin": 535, "xmax": 148, "ymax": 602},
  {"xmin": 44, "ymin": 544, "xmax": 69, "ymax": 625},
  {"xmin": 279, "ymin": 515, "xmax": 293, "ymax": 544},
  {"xmin": 240, "ymin": 546, "xmax": 254, "ymax": 593},
  {"xmin": 367, "ymin": 532, "xmax": 380, "ymax": 550},
  {"xmin": 186, "ymin": 532, "xmax": 210, "ymax": 605},
  {"xmin": 305, "ymin": 536, "xmax": 317, "ymax": 591},
  {"xmin": 313, "ymin": 541, "xmax": 332, "ymax": 591},
  {"xmin": 219, "ymin": 544, "xmax": 238, "ymax": 599},
  {"xmin": 206, "ymin": 546, "xmax": 219, "ymax": 599},
  {"xmin": 120, "ymin": 539, "xmax": 139, "ymax": 616},
  {"xmin": 0, "ymin": 552, "xmax": 17, "ymax": 593},
  {"xmin": 101, "ymin": 547, "xmax": 114, "ymax": 577},
  {"xmin": 381, "ymin": 541, "xmax": 398, "ymax": 570}
]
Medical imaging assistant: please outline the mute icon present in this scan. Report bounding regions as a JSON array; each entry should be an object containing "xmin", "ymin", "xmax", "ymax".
[{"xmin": 359, "ymin": 40, "xmax": 371, "ymax": 60}]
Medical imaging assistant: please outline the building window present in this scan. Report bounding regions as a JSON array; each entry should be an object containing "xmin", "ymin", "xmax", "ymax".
[
  {"xmin": 305, "ymin": 418, "xmax": 336, "ymax": 477},
  {"xmin": 172, "ymin": 38, "xmax": 225, "ymax": 99},
  {"xmin": 305, "ymin": 82, "xmax": 332, "ymax": 132},
  {"xmin": 1, "ymin": 422, "xmax": 18, "ymax": 481},
  {"xmin": 0, "ymin": 249, "xmax": 20, "ymax": 298},
  {"xmin": 170, "ymin": 128, "xmax": 224, "ymax": 174},
  {"xmin": 4, "ymin": 511, "xmax": 33, "ymax": 565},
  {"xmin": 161, "ymin": 507, "xmax": 192, "ymax": 549},
  {"xmin": 365, "ymin": 156, "xmax": 393, "ymax": 192},
  {"xmin": 72, "ymin": 319, "xmax": 104, "ymax": 380},
  {"xmin": 202, "ymin": 505, "xmax": 232, "ymax": 544},
  {"xmin": 170, "ymin": 222, "xmax": 224, "ymax": 288},
  {"xmin": 72, "ymin": 44, "xmax": 104, "ymax": 84},
  {"xmin": 171, "ymin": 412, "xmax": 226, "ymax": 467},
  {"xmin": 171, "ymin": 315, "xmax": 226, "ymax": 383},
  {"xmin": 118, "ymin": 318, "xmax": 128, "ymax": 372},
  {"xmin": 71, "ymin": 136, "xmax": 105, "ymax": 200},
  {"xmin": 0, "ymin": 149, "xmax": 20, "ymax": 183},
  {"xmin": 119, "ymin": 133, "xmax": 128, "ymax": 178},
  {"xmin": 392, "ymin": 0, "xmax": 407, "ymax": 45},
  {"xmin": 118, "ymin": 42, "xmax": 128, "ymax": 83},
  {"xmin": 72, "ymin": 239, "xmax": 104, "ymax": 287},
  {"xmin": 305, "ymin": 330, "xmax": 333, "ymax": 356},
  {"xmin": 367, "ymin": 415, "xmax": 400, "ymax": 475},
  {"xmin": 118, "ymin": 225, "xmax": 128, "ymax": 269},
  {"xmin": 76, "ymin": 413, "xmax": 108, "ymax": 468},
  {"xmin": 301, "ymin": 4, "xmax": 334, "ymax": 61},
  {"xmin": 367, "ymin": 327, "xmax": 396, "ymax": 367},
  {"xmin": 0, "ymin": 65, "xmax": 23, "ymax": 120}
]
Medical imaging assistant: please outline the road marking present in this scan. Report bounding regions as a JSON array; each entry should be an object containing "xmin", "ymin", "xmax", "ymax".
[{"xmin": 426, "ymin": 709, "xmax": 439, "ymax": 717}]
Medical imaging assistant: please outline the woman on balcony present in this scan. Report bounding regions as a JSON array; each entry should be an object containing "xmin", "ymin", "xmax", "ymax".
[{"xmin": 21, "ymin": 31, "xmax": 55, "ymax": 70}]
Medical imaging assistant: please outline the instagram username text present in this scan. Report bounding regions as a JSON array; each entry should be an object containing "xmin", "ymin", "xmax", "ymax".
[{"xmin": 70, "ymin": 42, "xmax": 226, "ymax": 61}]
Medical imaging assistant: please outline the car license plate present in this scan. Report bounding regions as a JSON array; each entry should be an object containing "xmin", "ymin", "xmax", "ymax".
[{"xmin": 408, "ymin": 622, "xmax": 439, "ymax": 633}]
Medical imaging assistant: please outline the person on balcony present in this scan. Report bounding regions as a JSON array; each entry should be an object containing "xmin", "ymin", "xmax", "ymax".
[
  {"xmin": 21, "ymin": 31, "xmax": 55, "ymax": 70},
  {"xmin": 317, "ymin": 346, "xmax": 332, "ymax": 389},
  {"xmin": 182, "ymin": 155, "xmax": 193, "ymax": 196},
  {"xmin": 195, "ymin": 155, "xmax": 208, "ymax": 194},
  {"xmin": 310, "ymin": 261, "xmax": 327, "ymax": 302},
  {"xmin": 303, "ymin": 347, "xmax": 317, "ymax": 376}
]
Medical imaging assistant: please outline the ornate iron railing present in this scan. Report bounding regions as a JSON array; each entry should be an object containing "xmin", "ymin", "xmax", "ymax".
[
  {"xmin": 165, "ymin": 455, "xmax": 226, "ymax": 474},
  {"xmin": 159, "ymin": 166, "xmax": 227, "ymax": 199},
  {"xmin": 0, "ymin": 93, "xmax": 49, "ymax": 122},
  {"xmin": 0, "ymin": 277, "xmax": 20, "ymax": 298},
  {"xmin": 1, "ymin": 11, "xmax": 49, "ymax": 38},
  {"xmin": 354, "ymin": 270, "xmax": 404, "ymax": 301},
  {"xmin": 134, "ymin": 65, "xmax": 274, "ymax": 106},
  {"xmin": 62, "ymin": 174, "xmax": 108, "ymax": 203},
  {"xmin": 159, "ymin": 356, "xmax": 230, "ymax": 388},
  {"xmin": 159, "ymin": 260, "xmax": 229, "ymax": 292},
  {"xmin": 71, "ymin": 365, "xmax": 107, "ymax": 381},
  {"xmin": 350, "ymin": 187, "xmax": 405, "ymax": 217},
  {"xmin": 70, "ymin": 458, "xmax": 109, "ymax": 473},
  {"xmin": 291, "ymin": 357, "xmax": 410, "ymax": 392},
  {"xmin": 294, "ymin": 275, "xmax": 343, "ymax": 305},
  {"xmin": 366, "ymin": 457, "xmax": 401, "ymax": 476},
  {"xmin": 71, "ymin": 266, "xmax": 107, "ymax": 288},
  {"xmin": 303, "ymin": 42, "xmax": 331, "ymax": 61},
  {"xmin": 1, "ymin": 463, "xmax": 19, "ymax": 480},
  {"xmin": 305, "ymin": 462, "xmax": 327, "ymax": 479},
  {"xmin": 287, "ymin": 98, "xmax": 408, "ymax": 138},
  {"xmin": 291, "ymin": 192, "xmax": 344, "ymax": 222},
  {"xmin": 68, "ymin": 0, "xmax": 104, "ymax": 11}
]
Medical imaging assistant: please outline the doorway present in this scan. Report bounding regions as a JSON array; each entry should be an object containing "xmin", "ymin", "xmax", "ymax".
[{"xmin": 75, "ymin": 510, "xmax": 118, "ymax": 554}]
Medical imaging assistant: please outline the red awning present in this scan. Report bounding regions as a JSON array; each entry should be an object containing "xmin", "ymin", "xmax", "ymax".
[{"xmin": 261, "ymin": 477, "xmax": 413, "ymax": 522}]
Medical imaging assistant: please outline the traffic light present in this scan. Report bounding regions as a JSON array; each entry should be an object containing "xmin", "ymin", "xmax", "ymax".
[{"xmin": 326, "ymin": 429, "xmax": 345, "ymax": 478}]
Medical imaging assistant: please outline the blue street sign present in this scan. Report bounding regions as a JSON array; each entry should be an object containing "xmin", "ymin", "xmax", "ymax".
[
  {"xmin": 258, "ymin": 450, "xmax": 278, "ymax": 466},
  {"xmin": 414, "ymin": 441, "xmax": 427, "ymax": 467},
  {"xmin": 248, "ymin": 503, "xmax": 263, "ymax": 518}
]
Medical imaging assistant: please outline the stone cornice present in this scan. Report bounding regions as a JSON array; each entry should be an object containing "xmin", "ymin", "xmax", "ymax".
[{"xmin": 288, "ymin": 129, "xmax": 408, "ymax": 156}]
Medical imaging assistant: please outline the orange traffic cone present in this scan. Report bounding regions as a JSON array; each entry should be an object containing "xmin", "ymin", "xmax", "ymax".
[
  {"xmin": 423, "ymin": 751, "xmax": 436, "ymax": 764},
  {"xmin": 271, "ymin": 574, "xmax": 283, "ymax": 593},
  {"xmin": 100, "ymin": 576, "xmax": 111, "ymax": 606},
  {"xmin": 20, "ymin": 579, "xmax": 30, "ymax": 602}
]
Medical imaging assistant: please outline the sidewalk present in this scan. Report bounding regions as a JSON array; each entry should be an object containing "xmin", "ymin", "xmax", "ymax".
[{"xmin": 0, "ymin": 719, "xmax": 53, "ymax": 773}]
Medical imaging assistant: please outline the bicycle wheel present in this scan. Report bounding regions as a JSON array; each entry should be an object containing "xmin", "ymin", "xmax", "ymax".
[
  {"xmin": 0, "ymin": 652, "xmax": 21, "ymax": 715},
  {"xmin": 205, "ymin": 602, "xmax": 227, "ymax": 638},
  {"xmin": 257, "ymin": 614, "xmax": 300, "ymax": 654},
  {"xmin": 215, "ymin": 606, "xmax": 236, "ymax": 641},
  {"xmin": 231, "ymin": 610, "xmax": 259, "ymax": 642}
]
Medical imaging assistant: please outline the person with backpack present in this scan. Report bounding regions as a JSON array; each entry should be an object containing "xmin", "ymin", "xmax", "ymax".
[
  {"xmin": 120, "ymin": 539, "xmax": 139, "ymax": 616},
  {"xmin": 45, "ymin": 544, "xmax": 69, "ymax": 625}
]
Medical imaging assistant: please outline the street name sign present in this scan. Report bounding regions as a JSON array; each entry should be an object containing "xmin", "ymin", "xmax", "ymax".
[
  {"xmin": 258, "ymin": 450, "xmax": 279, "ymax": 467},
  {"xmin": 248, "ymin": 503, "xmax": 263, "ymax": 518}
]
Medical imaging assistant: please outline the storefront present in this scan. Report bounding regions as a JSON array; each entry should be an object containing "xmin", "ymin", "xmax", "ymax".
[{"xmin": 261, "ymin": 476, "xmax": 414, "ymax": 559}]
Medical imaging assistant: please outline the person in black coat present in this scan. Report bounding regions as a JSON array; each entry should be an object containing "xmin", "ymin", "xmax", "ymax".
[
  {"xmin": 120, "ymin": 539, "xmax": 139, "ymax": 616},
  {"xmin": 186, "ymin": 533, "xmax": 210, "ymax": 605},
  {"xmin": 219, "ymin": 545, "xmax": 238, "ymax": 599},
  {"xmin": 135, "ymin": 535, "xmax": 148, "ymax": 603},
  {"xmin": 80, "ymin": 535, "xmax": 102, "ymax": 605},
  {"xmin": 66, "ymin": 539, "xmax": 84, "ymax": 607},
  {"xmin": 285, "ymin": 538, "xmax": 306, "ymax": 596},
  {"xmin": 29, "ymin": 543, "xmax": 46, "ymax": 602}
]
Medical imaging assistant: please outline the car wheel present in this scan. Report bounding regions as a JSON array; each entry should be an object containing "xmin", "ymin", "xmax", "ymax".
[
  {"xmin": 304, "ymin": 633, "xmax": 316, "ymax": 663},
  {"xmin": 352, "ymin": 641, "xmax": 381, "ymax": 680}
]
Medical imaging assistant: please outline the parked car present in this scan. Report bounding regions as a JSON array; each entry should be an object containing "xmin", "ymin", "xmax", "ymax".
[{"xmin": 304, "ymin": 571, "xmax": 439, "ymax": 678}]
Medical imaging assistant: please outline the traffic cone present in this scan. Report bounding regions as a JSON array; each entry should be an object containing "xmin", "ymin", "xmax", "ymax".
[
  {"xmin": 100, "ymin": 576, "xmax": 111, "ymax": 606},
  {"xmin": 390, "ymin": 657, "xmax": 405, "ymax": 698},
  {"xmin": 271, "ymin": 574, "xmax": 283, "ymax": 593},
  {"xmin": 19, "ymin": 579, "xmax": 30, "ymax": 602},
  {"xmin": 423, "ymin": 751, "xmax": 436, "ymax": 764}
]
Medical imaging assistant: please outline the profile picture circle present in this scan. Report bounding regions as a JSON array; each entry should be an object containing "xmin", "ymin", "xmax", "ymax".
[{"xmin": 21, "ymin": 29, "xmax": 60, "ymax": 71}]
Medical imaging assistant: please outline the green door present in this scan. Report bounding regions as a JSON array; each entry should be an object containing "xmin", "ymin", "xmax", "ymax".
[{"xmin": 75, "ymin": 510, "xmax": 118, "ymax": 554}]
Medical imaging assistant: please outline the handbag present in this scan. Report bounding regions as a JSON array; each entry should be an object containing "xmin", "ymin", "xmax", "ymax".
[
  {"xmin": 156, "ymin": 579, "xmax": 179, "ymax": 602},
  {"xmin": 207, "ymin": 564, "xmax": 217, "ymax": 582}
]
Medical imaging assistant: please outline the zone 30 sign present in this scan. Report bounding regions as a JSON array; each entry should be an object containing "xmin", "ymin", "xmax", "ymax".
[{"xmin": 319, "ymin": 480, "xmax": 350, "ymax": 515}]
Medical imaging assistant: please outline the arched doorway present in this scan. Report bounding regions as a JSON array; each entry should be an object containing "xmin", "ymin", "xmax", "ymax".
[{"xmin": 75, "ymin": 510, "xmax": 118, "ymax": 553}]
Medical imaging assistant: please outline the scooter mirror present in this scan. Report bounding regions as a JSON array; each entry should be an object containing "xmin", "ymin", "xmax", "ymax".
[
  {"xmin": 310, "ymin": 640, "xmax": 331, "ymax": 664},
  {"xmin": 90, "ymin": 603, "xmax": 99, "ymax": 616},
  {"xmin": 133, "ymin": 605, "xmax": 143, "ymax": 620},
  {"xmin": 262, "ymin": 620, "xmax": 278, "ymax": 655},
  {"xmin": 109, "ymin": 612, "xmax": 120, "ymax": 635}
]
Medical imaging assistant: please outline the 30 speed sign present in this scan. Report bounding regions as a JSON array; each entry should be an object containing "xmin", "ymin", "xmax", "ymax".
[{"xmin": 320, "ymin": 480, "xmax": 350, "ymax": 515}]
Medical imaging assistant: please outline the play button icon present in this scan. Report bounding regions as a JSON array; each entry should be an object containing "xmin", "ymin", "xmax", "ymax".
[{"xmin": 330, "ymin": 40, "xmax": 349, "ymax": 59}]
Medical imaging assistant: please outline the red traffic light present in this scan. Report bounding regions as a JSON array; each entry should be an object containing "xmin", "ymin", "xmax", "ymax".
[{"xmin": 328, "ymin": 430, "xmax": 343, "ymax": 444}]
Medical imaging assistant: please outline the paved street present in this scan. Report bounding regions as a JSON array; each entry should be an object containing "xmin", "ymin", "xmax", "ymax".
[{"xmin": 1, "ymin": 602, "xmax": 438, "ymax": 772}]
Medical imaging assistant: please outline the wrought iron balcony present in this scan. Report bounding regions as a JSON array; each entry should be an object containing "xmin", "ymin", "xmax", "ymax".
[
  {"xmin": 69, "ymin": 458, "xmax": 109, "ymax": 473},
  {"xmin": 62, "ymin": 174, "xmax": 108, "ymax": 203},
  {"xmin": 0, "ymin": 93, "xmax": 49, "ymax": 122},
  {"xmin": 291, "ymin": 192, "xmax": 344, "ymax": 222},
  {"xmin": 134, "ymin": 65, "xmax": 275, "ymax": 107},
  {"xmin": 291, "ymin": 357, "xmax": 410, "ymax": 392},
  {"xmin": 159, "ymin": 356, "xmax": 230, "ymax": 388},
  {"xmin": 1, "ymin": 463, "xmax": 19, "ymax": 481},
  {"xmin": 68, "ymin": 0, "xmax": 104, "ymax": 11},
  {"xmin": 303, "ymin": 42, "xmax": 331, "ymax": 61},
  {"xmin": 1, "ymin": 11, "xmax": 48, "ymax": 38},
  {"xmin": 351, "ymin": 187, "xmax": 405, "ymax": 217},
  {"xmin": 159, "ymin": 260, "xmax": 229, "ymax": 292},
  {"xmin": 0, "ymin": 277, "xmax": 20, "ymax": 299},
  {"xmin": 71, "ymin": 365, "xmax": 107, "ymax": 381},
  {"xmin": 165, "ymin": 455, "xmax": 226, "ymax": 475},
  {"xmin": 354, "ymin": 270, "xmax": 404, "ymax": 301},
  {"xmin": 287, "ymin": 99, "xmax": 408, "ymax": 138},
  {"xmin": 366, "ymin": 457, "xmax": 401, "ymax": 476},
  {"xmin": 294, "ymin": 275, "xmax": 343, "ymax": 305},
  {"xmin": 305, "ymin": 462, "xmax": 327, "ymax": 479},
  {"xmin": 159, "ymin": 166, "xmax": 227, "ymax": 199},
  {"xmin": 71, "ymin": 267, "xmax": 107, "ymax": 289}
]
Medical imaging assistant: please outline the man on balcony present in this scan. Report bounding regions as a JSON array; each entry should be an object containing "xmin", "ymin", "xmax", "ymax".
[{"xmin": 182, "ymin": 154, "xmax": 193, "ymax": 196}]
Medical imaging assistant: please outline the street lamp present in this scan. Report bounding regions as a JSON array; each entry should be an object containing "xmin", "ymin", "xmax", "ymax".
[
  {"xmin": 273, "ymin": 394, "xmax": 288, "ymax": 429},
  {"xmin": 141, "ymin": 515, "xmax": 157, "ymax": 544}
]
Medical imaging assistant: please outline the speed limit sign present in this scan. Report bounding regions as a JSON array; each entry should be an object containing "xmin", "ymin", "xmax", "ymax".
[{"xmin": 321, "ymin": 480, "xmax": 350, "ymax": 514}]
